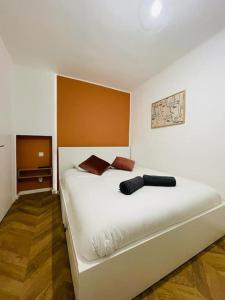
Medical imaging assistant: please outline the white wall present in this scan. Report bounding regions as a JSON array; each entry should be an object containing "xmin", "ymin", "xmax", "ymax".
[
  {"xmin": 13, "ymin": 66, "xmax": 56, "ymax": 136},
  {"xmin": 13, "ymin": 66, "xmax": 57, "ymax": 192},
  {"xmin": 0, "ymin": 36, "xmax": 15, "ymax": 221},
  {"xmin": 131, "ymin": 28, "xmax": 225, "ymax": 198}
]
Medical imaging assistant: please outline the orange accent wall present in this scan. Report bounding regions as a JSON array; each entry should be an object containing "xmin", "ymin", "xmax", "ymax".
[
  {"xmin": 17, "ymin": 136, "xmax": 52, "ymax": 169},
  {"xmin": 57, "ymin": 76, "xmax": 130, "ymax": 147},
  {"xmin": 16, "ymin": 136, "xmax": 52, "ymax": 192}
]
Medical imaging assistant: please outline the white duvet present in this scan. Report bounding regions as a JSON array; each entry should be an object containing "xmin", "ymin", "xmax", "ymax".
[{"xmin": 63, "ymin": 166, "xmax": 222, "ymax": 261}]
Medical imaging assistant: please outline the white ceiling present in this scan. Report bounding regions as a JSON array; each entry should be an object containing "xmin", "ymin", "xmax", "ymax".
[{"xmin": 0, "ymin": 0, "xmax": 225, "ymax": 91}]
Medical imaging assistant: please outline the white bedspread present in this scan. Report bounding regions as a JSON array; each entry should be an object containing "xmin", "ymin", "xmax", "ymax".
[{"xmin": 62, "ymin": 166, "xmax": 222, "ymax": 261}]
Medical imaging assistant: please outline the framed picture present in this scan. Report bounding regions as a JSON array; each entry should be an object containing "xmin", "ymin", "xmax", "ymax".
[{"xmin": 151, "ymin": 90, "xmax": 185, "ymax": 129}]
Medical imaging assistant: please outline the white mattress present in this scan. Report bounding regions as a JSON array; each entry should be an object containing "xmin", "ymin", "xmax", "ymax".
[{"xmin": 62, "ymin": 166, "xmax": 222, "ymax": 261}]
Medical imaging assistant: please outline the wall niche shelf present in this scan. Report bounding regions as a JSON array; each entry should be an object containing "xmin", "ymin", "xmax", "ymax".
[
  {"xmin": 17, "ymin": 167, "xmax": 52, "ymax": 180},
  {"xmin": 16, "ymin": 135, "xmax": 52, "ymax": 193}
]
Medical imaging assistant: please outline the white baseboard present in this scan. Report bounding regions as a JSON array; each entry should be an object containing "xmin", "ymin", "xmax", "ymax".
[
  {"xmin": 17, "ymin": 188, "xmax": 52, "ymax": 196},
  {"xmin": 52, "ymin": 189, "xmax": 59, "ymax": 194}
]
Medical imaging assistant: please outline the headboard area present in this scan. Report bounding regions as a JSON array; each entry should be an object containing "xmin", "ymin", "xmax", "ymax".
[{"xmin": 58, "ymin": 147, "xmax": 130, "ymax": 178}]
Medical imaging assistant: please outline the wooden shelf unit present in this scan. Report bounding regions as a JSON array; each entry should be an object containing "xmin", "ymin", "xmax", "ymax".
[
  {"xmin": 16, "ymin": 135, "xmax": 53, "ymax": 193},
  {"xmin": 17, "ymin": 167, "xmax": 52, "ymax": 180}
]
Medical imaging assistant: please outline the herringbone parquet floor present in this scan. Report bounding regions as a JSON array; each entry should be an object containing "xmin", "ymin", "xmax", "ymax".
[
  {"xmin": 0, "ymin": 192, "xmax": 74, "ymax": 300},
  {"xmin": 0, "ymin": 192, "xmax": 225, "ymax": 300},
  {"xmin": 135, "ymin": 238, "xmax": 225, "ymax": 300}
]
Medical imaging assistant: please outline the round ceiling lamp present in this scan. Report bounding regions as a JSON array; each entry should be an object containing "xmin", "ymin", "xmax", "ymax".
[
  {"xmin": 151, "ymin": 0, "xmax": 163, "ymax": 17},
  {"xmin": 139, "ymin": 0, "xmax": 170, "ymax": 31}
]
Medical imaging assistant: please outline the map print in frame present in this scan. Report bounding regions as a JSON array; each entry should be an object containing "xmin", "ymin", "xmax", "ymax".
[{"xmin": 151, "ymin": 90, "xmax": 185, "ymax": 129}]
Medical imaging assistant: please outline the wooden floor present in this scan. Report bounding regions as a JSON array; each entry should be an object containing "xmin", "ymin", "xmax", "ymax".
[
  {"xmin": 0, "ymin": 192, "xmax": 74, "ymax": 300},
  {"xmin": 0, "ymin": 192, "xmax": 225, "ymax": 300}
]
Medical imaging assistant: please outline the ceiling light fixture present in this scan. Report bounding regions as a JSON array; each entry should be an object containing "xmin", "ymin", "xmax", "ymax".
[
  {"xmin": 151, "ymin": 0, "xmax": 163, "ymax": 18},
  {"xmin": 139, "ymin": 0, "xmax": 169, "ymax": 31}
]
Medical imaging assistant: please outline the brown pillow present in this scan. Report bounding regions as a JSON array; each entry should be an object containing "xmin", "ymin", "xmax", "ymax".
[
  {"xmin": 111, "ymin": 156, "xmax": 135, "ymax": 171},
  {"xmin": 79, "ymin": 155, "xmax": 110, "ymax": 175}
]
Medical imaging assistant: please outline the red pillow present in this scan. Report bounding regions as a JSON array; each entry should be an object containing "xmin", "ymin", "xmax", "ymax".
[
  {"xmin": 79, "ymin": 155, "xmax": 110, "ymax": 175},
  {"xmin": 111, "ymin": 156, "xmax": 135, "ymax": 171}
]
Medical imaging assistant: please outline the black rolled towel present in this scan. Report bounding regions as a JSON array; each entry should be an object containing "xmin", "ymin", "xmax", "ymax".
[
  {"xmin": 143, "ymin": 175, "xmax": 176, "ymax": 187},
  {"xmin": 119, "ymin": 176, "xmax": 144, "ymax": 195}
]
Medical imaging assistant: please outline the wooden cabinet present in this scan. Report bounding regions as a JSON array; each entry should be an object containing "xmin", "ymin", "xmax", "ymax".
[{"xmin": 16, "ymin": 135, "xmax": 52, "ymax": 193}]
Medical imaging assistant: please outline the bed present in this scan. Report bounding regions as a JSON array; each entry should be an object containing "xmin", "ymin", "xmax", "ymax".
[{"xmin": 59, "ymin": 147, "xmax": 225, "ymax": 300}]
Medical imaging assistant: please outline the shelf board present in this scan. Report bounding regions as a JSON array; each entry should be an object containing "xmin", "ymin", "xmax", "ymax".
[
  {"xmin": 17, "ymin": 166, "xmax": 53, "ymax": 181},
  {"xmin": 18, "ymin": 167, "xmax": 52, "ymax": 172},
  {"xmin": 18, "ymin": 174, "xmax": 52, "ymax": 180}
]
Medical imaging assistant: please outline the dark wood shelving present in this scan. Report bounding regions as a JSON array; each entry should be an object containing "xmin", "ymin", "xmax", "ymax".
[
  {"xmin": 16, "ymin": 135, "xmax": 52, "ymax": 192},
  {"xmin": 17, "ymin": 167, "xmax": 52, "ymax": 180}
]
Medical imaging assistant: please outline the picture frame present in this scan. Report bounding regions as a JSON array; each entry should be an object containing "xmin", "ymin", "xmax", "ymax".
[{"xmin": 151, "ymin": 90, "xmax": 186, "ymax": 129}]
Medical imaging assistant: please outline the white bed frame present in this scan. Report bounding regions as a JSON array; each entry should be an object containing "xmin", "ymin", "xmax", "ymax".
[{"xmin": 58, "ymin": 147, "xmax": 225, "ymax": 300}]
